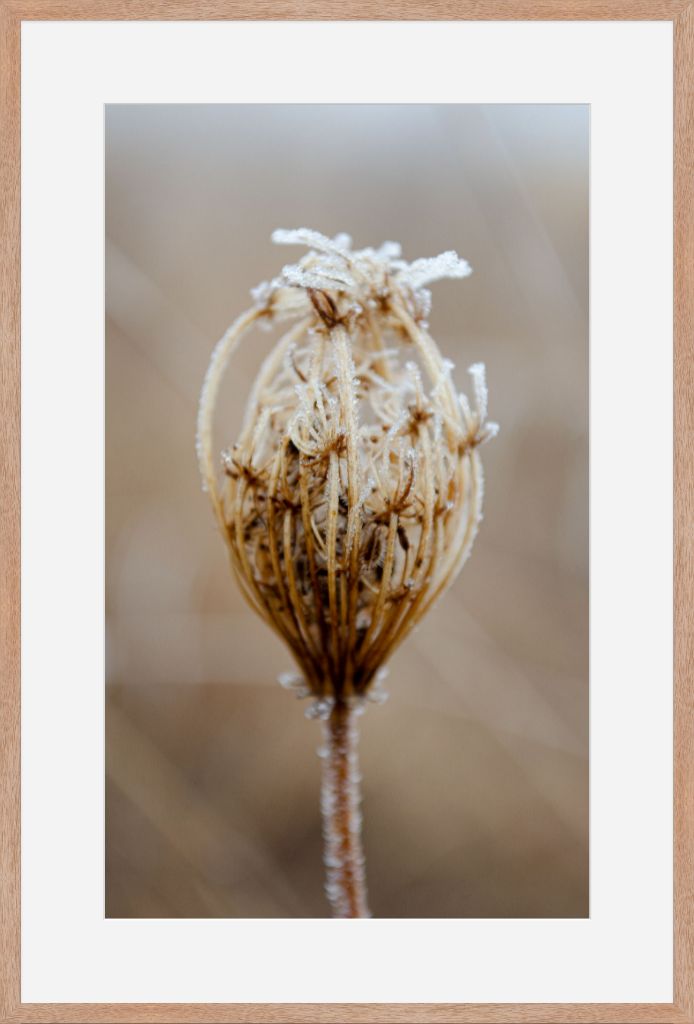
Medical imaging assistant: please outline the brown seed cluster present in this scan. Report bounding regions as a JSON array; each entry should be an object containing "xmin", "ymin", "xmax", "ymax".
[{"xmin": 197, "ymin": 230, "xmax": 498, "ymax": 713}]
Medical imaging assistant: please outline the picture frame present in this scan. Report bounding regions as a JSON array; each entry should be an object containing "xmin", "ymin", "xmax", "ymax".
[{"xmin": 1, "ymin": 4, "xmax": 690, "ymax": 1022}]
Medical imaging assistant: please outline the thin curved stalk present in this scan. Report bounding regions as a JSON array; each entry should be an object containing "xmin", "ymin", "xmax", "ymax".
[{"xmin": 197, "ymin": 307, "xmax": 263, "ymax": 525}]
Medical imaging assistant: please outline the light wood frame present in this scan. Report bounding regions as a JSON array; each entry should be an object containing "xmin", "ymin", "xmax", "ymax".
[{"xmin": 1, "ymin": 4, "xmax": 691, "ymax": 1022}]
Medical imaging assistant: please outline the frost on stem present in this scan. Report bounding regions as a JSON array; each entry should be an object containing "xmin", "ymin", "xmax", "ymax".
[{"xmin": 320, "ymin": 700, "xmax": 370, "ymax": 918}]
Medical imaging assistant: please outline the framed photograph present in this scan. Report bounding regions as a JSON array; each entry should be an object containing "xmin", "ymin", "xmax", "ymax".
[{"xmin": 1, "ymin": 5, "xmax": 690, "ymax": 1023}]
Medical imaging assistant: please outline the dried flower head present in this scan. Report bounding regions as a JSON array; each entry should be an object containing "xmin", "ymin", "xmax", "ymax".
[
  {"xmin": 198, "ymin": 229, "xmax": 498, "ymax": 714},
  {"xmin": 198, "ymin": 229, "xmax": 498, "ymax": 917}
]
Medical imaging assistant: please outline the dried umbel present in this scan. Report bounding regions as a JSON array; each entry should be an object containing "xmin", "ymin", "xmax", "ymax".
[{"xmin": 197, "ymin": 229, "xmax": 497, "ymax": 917}]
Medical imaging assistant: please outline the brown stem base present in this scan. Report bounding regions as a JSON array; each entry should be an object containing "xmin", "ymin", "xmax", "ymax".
[{"xmin": 320, "ymin": 700, "xmax": 370, "ymax": 918}]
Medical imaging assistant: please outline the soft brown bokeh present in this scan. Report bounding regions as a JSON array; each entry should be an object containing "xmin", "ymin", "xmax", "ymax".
[{"xmin": 105, "ymin": 104, "xmax": 588, "ymax": 918}]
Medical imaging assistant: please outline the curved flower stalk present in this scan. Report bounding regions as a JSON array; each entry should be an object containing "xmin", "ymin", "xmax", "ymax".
[{"xmin": 197, "ymin": 229, "xmax": 498, "ymax": 918}]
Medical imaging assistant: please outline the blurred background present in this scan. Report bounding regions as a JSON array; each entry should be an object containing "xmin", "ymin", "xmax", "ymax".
[{"xmin": 105, "ymin": 104, "xmax": 588, "ymax": 918}]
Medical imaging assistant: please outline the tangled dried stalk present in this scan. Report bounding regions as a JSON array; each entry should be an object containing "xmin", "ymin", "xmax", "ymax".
[{"xmin": 197, "ymin": 229, "xmax": 497, "ymax": 917}]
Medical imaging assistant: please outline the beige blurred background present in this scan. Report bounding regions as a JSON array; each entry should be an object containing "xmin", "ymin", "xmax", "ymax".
[{"xmin": 105, "ymin": 104, "xmax": 588, "ymax": 918}]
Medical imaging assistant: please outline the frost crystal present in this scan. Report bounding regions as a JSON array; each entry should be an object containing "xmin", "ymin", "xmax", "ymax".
[
  {"xmin": 396, "ymin": 251, "xmax": 472, "ymax": 289},
  {"xmin": 278, "ymin": 670, "xmax": 311, "ymax": 700},
  {"xmin": 306, "ymin": 697, "xmax": 336, "ymax": 721},
  {"xmin": 247, "ymin": 228, "xmax": 473, "ymax": 323}
]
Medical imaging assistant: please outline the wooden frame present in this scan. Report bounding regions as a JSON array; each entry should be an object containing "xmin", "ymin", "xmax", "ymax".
[{"xmin": 1, "ymin": 3, "xmax": 690, "ymax": 1022}]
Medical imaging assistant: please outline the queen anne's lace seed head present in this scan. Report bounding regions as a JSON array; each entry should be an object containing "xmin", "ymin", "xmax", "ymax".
[{"xmin": 198, "ymin": 229, "xmax": 498, "ymax": 702}]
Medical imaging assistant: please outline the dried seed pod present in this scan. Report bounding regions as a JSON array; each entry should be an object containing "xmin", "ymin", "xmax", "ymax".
[
  {"xmin": 198, "ymin": 229, "xmax": 498, "ymax": 706},
  {"xmin": 198, "ymin": 229, "xmax": 498, "ymax": 918}
]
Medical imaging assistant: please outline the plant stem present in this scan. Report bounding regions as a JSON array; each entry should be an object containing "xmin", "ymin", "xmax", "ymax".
[{"xmin": 320, "ymin": 699, "xmax": 370, "ymax": 918}]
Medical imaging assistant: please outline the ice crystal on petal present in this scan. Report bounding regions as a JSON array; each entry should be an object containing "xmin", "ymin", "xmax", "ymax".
[
  {"xmin": 281, "ymin": 263, "xmax": 354, "ymax": 292},
  {"xmin": 272, "ymin": 227, "xmax": 351, "ymax": 261},
  {"xmin": 418, "ymin": 288, "xmax": 432, "ymax": 320},
  {"xmin": 278, "ymin": 670, "xmax": 311, "ymax": 699},
  {"xmin": 397, "ymin": 251, "xmax": 472, "ymax": 289},
  {"xmin": 459, "ymin": 391, "xmax": 473, "ymax": 429},
  {"xmin": 366, "ymin": 674, "xmax": 389, "ymax": 705},
  {"xmin": 250, "ymin": 280, "xmax": 273, "ymax": 306},
  {"xmin": 456, "ymin": 363, "xmax": 499, "ymax": 448},
  {"xmin": 469, "ymin": 362, "xmax": 489, "ymax": 423},
  {"xmin": 332, "ymin": 232, "xmax": 353, "ymax": 250},
  {"xmin": 479, "ymin": 420, "xmax": 500, "ymax": 444},
  {"xmin": 266, "ymin": 229, "xmax": 471, "ymax": 314},
  {"xmin": 377, "ymin": 241, "xmax": 402, "ymax": 260},
  {"xmin": 306, "ymin": 697, "xmax": 336, "ymax": 721}
]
